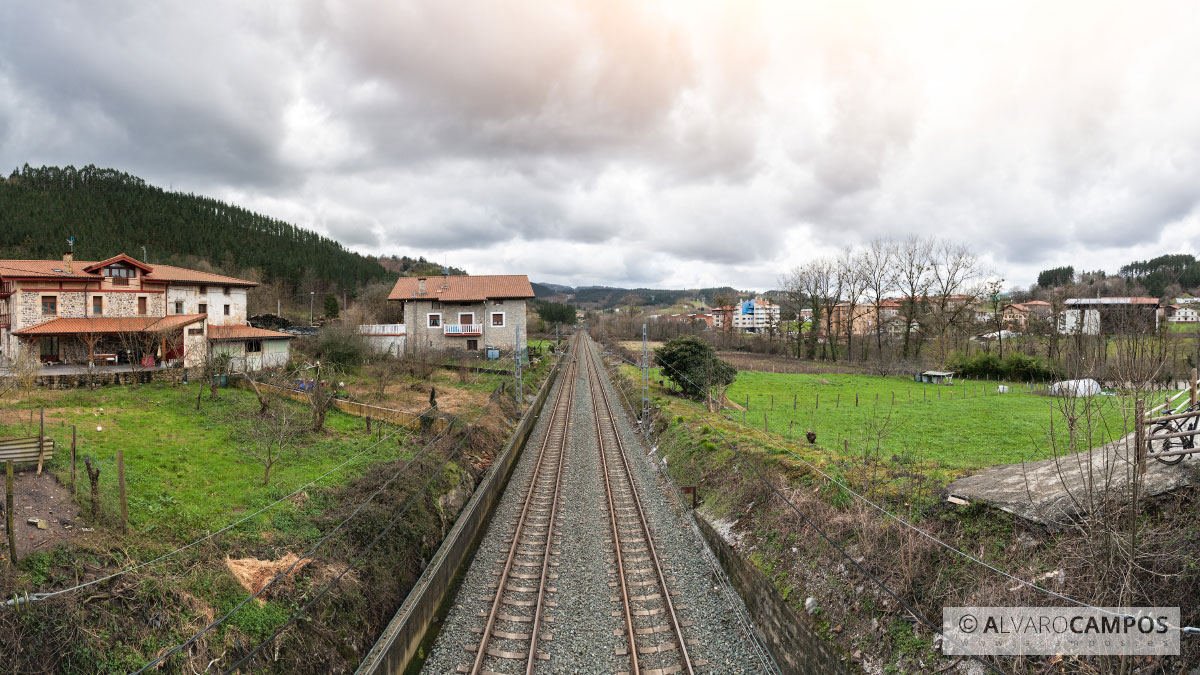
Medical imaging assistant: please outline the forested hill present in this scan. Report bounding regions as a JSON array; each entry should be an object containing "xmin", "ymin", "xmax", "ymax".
[{"xmin": 0, "ymin": 164, "xmax": 394, "ymax": 292}]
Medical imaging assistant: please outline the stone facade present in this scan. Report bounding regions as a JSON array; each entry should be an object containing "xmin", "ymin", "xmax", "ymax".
[
  {"xmin": 0, "ymin": 256, "xmax": 261, "ymax": 367},
  {"xmin": 404, "ymin": 298, "xmax": 527, "ymax": 353}
]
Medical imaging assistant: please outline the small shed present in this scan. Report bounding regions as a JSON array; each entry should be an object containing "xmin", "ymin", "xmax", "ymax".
[{"xmin": 915, "ymin": 370, "xmax": 955, "ymax": 385}]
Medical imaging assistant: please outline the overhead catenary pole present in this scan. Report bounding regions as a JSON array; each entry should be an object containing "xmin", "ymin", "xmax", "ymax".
[
  {"xmin": 641, "ymin": 324, "xmax": 650, "ymax": 429},
  {"xmin": 514, "ymin": 324, "xmax": 523, "ymax": 407}
]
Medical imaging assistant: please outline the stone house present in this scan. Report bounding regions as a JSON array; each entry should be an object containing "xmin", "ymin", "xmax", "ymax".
[
  {"xmin": 0, "ymin": 253, "xmax": 292, "ymax": 370},
  {"xmin": 387, "ymin": 274, "xmax": 533, "ymax": 353}
]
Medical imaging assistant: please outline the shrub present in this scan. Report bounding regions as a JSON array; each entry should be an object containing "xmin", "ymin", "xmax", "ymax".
[
  {"xmin": 948, "ymin": 350, "xmax": 1055, "ymax": 382},
  {"xmin": 314, "ymin": 326, "xmax": 370, "ymax": 367}
]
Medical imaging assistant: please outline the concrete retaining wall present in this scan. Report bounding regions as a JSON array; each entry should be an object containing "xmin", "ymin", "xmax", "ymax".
[
  {"xmin": 696, "ymin": 517, "xmax": 848, "ymax": 675},
  {"xmin": 354, "ymin": 352, "xmax": 562, "ymax": 675}
]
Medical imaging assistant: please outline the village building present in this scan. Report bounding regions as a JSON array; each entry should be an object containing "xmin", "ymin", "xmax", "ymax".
[
  {"xmin": 1062, "ymin": 297, "xmax": 1160, "ymax": 335},
  {"xmin": 385, "ymin": 274, "xmax": 533, "ymax": 353},
  {"xmin": 728, "ymin": 298, "xmax": 781, "ymax": 333},
  {"xmin": 0, "ymin": 253, "xmax": 292, "ymax": 370},
  {"xmin": 1166, "ymin": 304, "xmax": 1200, "ymax": 323}
]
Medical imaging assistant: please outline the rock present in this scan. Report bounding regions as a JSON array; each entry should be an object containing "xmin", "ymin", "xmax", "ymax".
[
  {"xmin": 804, "ymin": 596, "xmax": 819, "ymax": 615},
  {"xmin": 26, "ymin": 517, "xmax": 40, "ymax": 526},
  {"xmin": 833, "ymin": 624, "xmax": 842, "ymax": 633},
  {"xmin": 36, "ymin": 520, "xmax": 48, "ymax": 530},
  {"xmin": 852, "ymin": 650, "xmax": 863, "ymax": 662}
]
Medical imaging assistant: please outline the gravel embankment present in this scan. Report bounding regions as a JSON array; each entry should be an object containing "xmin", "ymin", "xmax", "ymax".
[{"xmin": 422, "ymin": 338, "xmax": 774, "ymax": 674}]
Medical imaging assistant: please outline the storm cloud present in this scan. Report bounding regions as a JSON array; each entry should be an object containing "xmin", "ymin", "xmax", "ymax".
[{"xmin": 3, "ymin": 0, "xmax": 1200, "ymax": 290}]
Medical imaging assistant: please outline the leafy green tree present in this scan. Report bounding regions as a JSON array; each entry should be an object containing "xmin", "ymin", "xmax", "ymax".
[
  {"xmin": 653, "ymin": 336, "xmax": 736, "ymax": 407},
  {"xmin": 537, "ymin": 301, "xmax": 577, "ymax": 326},
  {"xmin": 1036, "ymin": 266, "xmax": 1074, "ymax": 288},
  {"xmin": 324, "ymin": 293, "xmax": 339, "ymax": 319}
]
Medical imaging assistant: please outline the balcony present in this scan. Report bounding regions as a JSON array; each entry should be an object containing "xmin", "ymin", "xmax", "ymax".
[
  {"xmin": 0, "ymin": 281, "xmax": 13, "ymax": 297},
  {"xmin": 0, "ymin": 313, "xmax": 8, "ymax": 328},
  {"xmin": 358, "ymin": 324, "xmax": 406, "ymax": 336},
  {"xmin": 443, "ymin": 323, "xmax": 482, "ymax": 336}
]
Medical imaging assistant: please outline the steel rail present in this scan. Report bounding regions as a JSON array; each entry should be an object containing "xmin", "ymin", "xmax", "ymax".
[
  {"xmin": 468, "ymin": 336, "xmax": 578, "ymax": 675},
  {"xmin": 585, "ymin": 337, "xmax": 695, "ymax": 675}
]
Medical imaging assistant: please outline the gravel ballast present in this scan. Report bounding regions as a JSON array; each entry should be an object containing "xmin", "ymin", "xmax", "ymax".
[{"xmin": 421, "ymin": 336, "xmax": 775, "ymax": 674}]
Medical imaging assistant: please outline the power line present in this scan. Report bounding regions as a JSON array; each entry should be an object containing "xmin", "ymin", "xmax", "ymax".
[
  {"xmin": 4, "ymin": 402, "xmax": 433, "ymax": 608},
  {"xmin": 605, "ymin": 348, "xmax": 1198, "ymax": 636},
  {"xmin": 131, "ymin": 396, "xmax": 490, "ymax": 674},
  {"xmin": 219, "ymin": 395, "xmax": 502, "ymax": 674}
]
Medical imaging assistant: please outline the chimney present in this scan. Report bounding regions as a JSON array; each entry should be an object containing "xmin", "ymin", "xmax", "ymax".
[
  {"xmin": 440, "ymin": 274, "xmax": 449, "ymax": 289},
  {"xmin": 63, "ymin": 252, "xmax": 73, "ymax": 273},
  {"xmin": 417, "ymin": 277, "xmax": 427, "ymax": 295}
]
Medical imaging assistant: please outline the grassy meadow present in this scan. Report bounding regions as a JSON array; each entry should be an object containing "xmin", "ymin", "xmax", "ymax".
[
  {"xmin": 632, "ymin": 366, "xmax": 1160, "ymax": 471},
  {"xmin": 0, "ymin": 384, "xmax": 415, "ymax": 539}
]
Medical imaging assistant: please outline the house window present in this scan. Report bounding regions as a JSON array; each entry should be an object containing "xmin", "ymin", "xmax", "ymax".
[
  {"xmin": 224, "ymin": 287, "xmax": 230, "ymax": 295},
  {"xmin": 41, "ymin": 296, "xmax": 57, "ymax": 315},
  {"xmin": 174, "ymin": 301, "xmax": 184, "ymax": 314},
  {"xmin": 93, "ymin": 296, "xmax": 103, "ymax": 315},
  {"xmin": 459, "ymin": 312, "xmax": 474, "ymax": 325},
  {"xmin": 491, "ymin": 312, "xmax": 505, "ymax": 327},
  {"xmin": 199, "ymin": 303, "xmax": 207, "ymax": 314},
  {"xmin": 223, "ymin": 304, "xmax": 230, "ymax": 316},
  {"xmin": 431, "ymin": 301, "xmax": 441, "ymax": 310},
  {"xmin": 188, "ymin": 328, "xmax": 203, "ymax": 336},
  {"xmin": 199, "ymin": 286, "xmax": 207, "ymax": 294},
  {"xmin": 104, "ymin": 266, "xmax": 136, "ymax": 278},
  {"xmin": 467, "ymin": 339, "xmax": 478, "ymax": 350},
  {"xmin": 246, "ymin": 340, "xmax": 262, "ymax": 353},
  {"xmin": 138, "ymin": 297, "xmax": 148, "ymax": 315},
  {"xmin": 428, "ymin": 313, "xmax": 441, "ymax": 328},
  {"xmin": 39, "ymin": 337, "xmax": 59, "ymax": 359}
]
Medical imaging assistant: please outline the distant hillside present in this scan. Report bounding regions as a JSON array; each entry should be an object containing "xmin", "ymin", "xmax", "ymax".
[
  {"xmin": 563, "ymin": 285, "xmax": 740, "ymax": 309},
  {"xmin": 0, "ymin": 164, "xmax": 394, "ymax": 294},
  {"xmin": 377, "ymin": 255, "xmax": 467, "ymax": 277}
]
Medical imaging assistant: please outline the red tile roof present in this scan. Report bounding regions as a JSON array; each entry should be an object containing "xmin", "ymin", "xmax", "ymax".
[
  {"xmin": 388, "ymin": 275, "xmax": 534, "ymax": 302},
  {"xmin": 209, "ymin": 325, "xmax": 294, "ymax": 340},
  {"xmin": 0, "ymin": 255, "xmax": 257, "ymax": 286},
  {"xmin": 12, "ymin": 314, "xmax": 206, "ymax": 336}
]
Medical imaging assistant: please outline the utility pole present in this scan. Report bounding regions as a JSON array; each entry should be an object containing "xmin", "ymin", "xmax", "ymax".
[
  {"xmin": 309, "ymin": 291, "xmax": 315, "ymax": 326},
  {"xmin": 514, "ymin": 324, "xmax": 523, "ymax": 408},
  {"xmin": 641, "ymin": 323, "xmax": 650, "ymax": 430}
]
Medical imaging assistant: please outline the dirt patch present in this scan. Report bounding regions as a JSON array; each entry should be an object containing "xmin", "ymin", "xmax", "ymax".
[
  {"xmin": 0, "ymin": 467, "xmax": 84, "ymax": 562},
  {"xmin": 225, "ymin": 553, "xmax": 311, "ymax": 600}
]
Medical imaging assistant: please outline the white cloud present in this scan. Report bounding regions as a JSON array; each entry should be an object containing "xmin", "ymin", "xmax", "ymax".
[{"xmin": 3, "ymin": 0, "xmax": 1200, "ymax": 291}]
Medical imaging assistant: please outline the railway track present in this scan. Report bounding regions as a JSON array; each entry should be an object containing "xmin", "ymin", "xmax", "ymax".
[
  {"xmin": 459, "ymin": 336, "xmax": 580, "ymax": 675},
  {"xmin": 583, "ymin": 339, "xmax": 699, "ymax": 675}
]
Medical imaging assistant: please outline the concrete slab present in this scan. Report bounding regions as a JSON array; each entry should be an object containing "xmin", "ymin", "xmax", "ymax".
[{"xmin": 945, "ymin": 433, "xmax": 1199, "ymax": 526}]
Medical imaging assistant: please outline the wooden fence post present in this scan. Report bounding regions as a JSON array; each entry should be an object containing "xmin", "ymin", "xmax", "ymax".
[
  {"xmin": 742, "ymin": 409, "xmax": 746, "ymax": 424},
  {"xmin": 746, "ymin": 394, "xmax": 750, "ymax": 410},
  {"xmin": 855, "ymin": 393, "xmax": 859, "ymax": 407},
  {"xmin": 366, "ymin": 415, "xmax": 372, "ymax": 433},
  {"xmin": 36, "ymin": 407, "xmax": 44, "ymax": 475},
  {"xmin": 84, "ymin": 456, "xmax": 101, "ymax": 518},
  {"xmin": 1135, "ymin": 399, "xmax": 1147, "ymax": 475},
  {"xmin": 118, "ymin": 449, "xmax": 128, "ymax": 534},
  {"xmin": 764, "ymin": 413, "xmax": 768, "ymax": 432},
  {"xmin": 875, "ymin": 393, "xmax": 879, "ymax": 406},
  {"xmin": 70, "ymin": 425, "xmax": 77, "ymax": 494},
  {"xmin": 836, "ymin": 394, "xmax": 840, "ymax": 408},
  {"xmin": 5, "ymin": 460, "xmax": 14, "ymax": 563},
  {"xmin": 770, "ymin": 395, "xmax": 774, "ymax": 410},
  {"xmin": 793, "ymin": 393, "xmax": 797, "ymax": 410},
  {"xmin": 815, "ymin": 394, "xmax": 819, "ymax": 409}
]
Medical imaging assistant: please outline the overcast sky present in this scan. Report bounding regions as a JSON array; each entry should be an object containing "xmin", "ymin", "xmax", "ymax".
[{"xmin": 3, "ymin": 1, "xmax": 1200, "ymax": 291}]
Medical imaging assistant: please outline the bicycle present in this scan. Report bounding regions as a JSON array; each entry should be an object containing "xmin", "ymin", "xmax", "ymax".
[{"xmin": 1148, "ymin": 403, "xmax": 1200, "ymax": 466}]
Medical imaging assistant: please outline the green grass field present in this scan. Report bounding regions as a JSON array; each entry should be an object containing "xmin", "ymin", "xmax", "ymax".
[
  {"xmin": 637, "ymin": 367, "xmax": 1152, "ymax": 470},
  {"xmin": 0, "ymin": 384, "xmax": 416, "ymax": 539}
]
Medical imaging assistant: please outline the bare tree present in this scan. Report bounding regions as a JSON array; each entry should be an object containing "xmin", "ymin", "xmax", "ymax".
[
  {"xmin": 241, "ymin": 395, "xmax": 305, "ymax": 485},
  {"xmin": 895, "ymin": 235, "xmax": 934, "ymax": 359},
  {"xmin": 838, "ymin": 250, "xmax": 870, "ymax": 362},
  {"xmin": 861, "ymin": 238, "xmax": 898, "ymax": 360},
  {"xmin": 301, "ymin": 360, "xmax": 341, "ymax": 433},
  {"xmin": 777, "ymin": 271, "xmax": 808, "ymax": 358},
  {"xmin": 926, "ymin": 239, "xmax": 981, "ymax": 363}
]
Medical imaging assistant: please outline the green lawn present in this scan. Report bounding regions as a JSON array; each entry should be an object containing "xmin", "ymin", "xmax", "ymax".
[
  {"xmin": 0, "ymin": 384, "xmax": 415, "ymax": 539},
  {"xmin": 640, "ymin": 368, "xmax": 1150, "ymax": 470}
]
